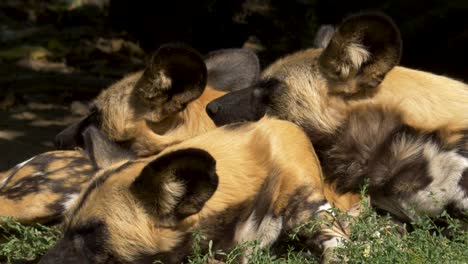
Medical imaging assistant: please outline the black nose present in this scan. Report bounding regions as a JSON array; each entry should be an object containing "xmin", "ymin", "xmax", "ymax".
[{"xmin": 206, "ymin": 102, "xmax": 220, "ymax": 118}]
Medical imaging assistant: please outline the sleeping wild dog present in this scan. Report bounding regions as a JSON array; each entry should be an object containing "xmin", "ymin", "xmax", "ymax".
[
  {"xmin": 206, "ymin": 12, "xmax": 468, "ymax": 222},
  {"xmin": 55, "ymin": 44, "xmax": 260, "ymax": 156},
  {"xmin": 39, "ymin": 118, "xmax": 360, "ymax": 264}
]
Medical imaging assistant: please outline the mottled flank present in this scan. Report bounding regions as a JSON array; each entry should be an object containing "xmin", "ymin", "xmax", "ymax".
[
  {"xmin": 41, "ymin": 117, "xmax": 353, "ymax": 264},
  {"xmin": 0, "ymin": 151, "xmax": 96, "ymax": 224}
]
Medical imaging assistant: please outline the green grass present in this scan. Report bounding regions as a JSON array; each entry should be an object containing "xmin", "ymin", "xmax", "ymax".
[
  {"xmin": 333, "ymin": 199, "xmax": 468, "ymax": 264},
  {"xmin": 0, "ymin": 217, "xmax": 60, "ymax": 263},
  {"xmin": 1, "ymin": 203, "xmax": 467, "ymax": 264}
]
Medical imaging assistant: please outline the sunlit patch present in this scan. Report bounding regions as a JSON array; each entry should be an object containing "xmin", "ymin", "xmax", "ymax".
[
  {"xmin": 10, "ymin": 111, "xmax": 37, "ymax": 121},
  {"xmin": 0, "ymin": 130, "xmax": 24, "ymax": 140}
]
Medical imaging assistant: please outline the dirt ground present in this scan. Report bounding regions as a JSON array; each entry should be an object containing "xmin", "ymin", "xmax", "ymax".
[
  {"xmin": 0, "ymin": 0, "xmax": 144, "ymax": 171},
  {"xmin": 0, "ymin": 100, "xmax": 85, "ymax": 171}
]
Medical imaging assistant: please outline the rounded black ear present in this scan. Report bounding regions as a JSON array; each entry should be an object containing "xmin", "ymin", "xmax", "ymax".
[
  {"xmin": 204, "ymin": 48, "xmax": 260, "ymax": 91},
  {"xmin": 131, "ymin": 148, "xmax": 218, "ymax": 220},
  {"xmin": 134, "ymin": 43, "xmax": 207, "ymax": 116},
  {"xmin": 319, "ymin": 12, "xmax": 402, "ymax": 98}
]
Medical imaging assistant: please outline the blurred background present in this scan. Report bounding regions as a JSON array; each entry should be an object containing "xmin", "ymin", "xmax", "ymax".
[{"xmin": 0, "ymin": 0, "xmax": 467, "ymax": 170}]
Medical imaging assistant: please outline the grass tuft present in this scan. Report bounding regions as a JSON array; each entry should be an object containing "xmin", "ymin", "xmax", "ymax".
[{"xmin": 0, "ymin": 217, "xmax": 60, "ymax": 263}]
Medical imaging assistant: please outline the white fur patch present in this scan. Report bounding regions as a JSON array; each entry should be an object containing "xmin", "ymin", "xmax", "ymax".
[
  {"xmin": 62, "ymin": 193, "xmax": 80, "ymax": 211},
  {"xmin": 404, "ymin": 143, "xmax": 468, "ymax": 216},
  {"xmin": 235, "ymin": 211, "xmax": 283, "ymax": 246},
  {"xmin": 322, "ymin": 236, "xmax": 343, "ymax": 250},
  {"xmin": 153, "ymin": 70, "xmax": 172, "ymax": 90},
  {"xmin": 0, "ymin": 157, "xmax": 35, "ymax": 189},
  {"xmin": 317, "ymin": 202, "xmax": 332, "ymax": 212},
  {"xmin": 347, "ymin": 43, "xmax": 371, "ymax": 69},
  {"xmin": 234, "ymin": 211, "xmax": 283, "ymax": 263},
  {"xmin": 158, "ymin": 179, "xmax": 185, "ymax": 214},
  {"xmin": 14, "ymin": 157, "xmax": 35, "ymax": 169},
  {"xmin": 317, "ymin": 202, "xmax": 336, "ymax": 217}
]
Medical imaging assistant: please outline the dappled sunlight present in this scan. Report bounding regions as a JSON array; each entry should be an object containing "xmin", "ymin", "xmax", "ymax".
[{"xmin": 0, "ymin": 130, "xmax": 24, "ymax": 141}]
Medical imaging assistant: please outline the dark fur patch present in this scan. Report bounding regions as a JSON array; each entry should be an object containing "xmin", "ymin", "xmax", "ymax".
[
  {"xmin": 1, "ymin": 174, "xmax": 50, "ymax": 200},
  {"xmin": 40, "ymin": 220, "xmax": 109, "ymax": 263},
  {"xmin": 456, "ymin": 130, "xmax": 468, "ymax": 158},
  {"xmin": 459, "ymin": 169, "xmax": 468, "ymax": 194},
  {"xmin": 54, "ymin": 109, "xmax": 100, "ymax": 150},
  {"xmin": 323, "ymin": 107, "xmax": 434, "ymax": 196},
  {"xmin": 66, "ymin": 219, "xmax": 108, "ymax": 258},
  {"xmin": 252, "ymin": 166, "xmax": 280, "ymax": 224},
  {"xmin": 281, "ymin": 186, "xmax": 326, "ymax": 223},
  {"xmin": 369, "ymin": 136, "xmax": 432, "ymax": 197}
]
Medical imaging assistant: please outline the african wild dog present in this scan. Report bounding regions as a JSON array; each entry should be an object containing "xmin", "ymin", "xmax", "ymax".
[
  {"xmin": 39, "ymin": 118, "xmax": 360, "ymax": 264},
  {"xmin": 206, "ymin": 12, "xmax": 468, "ymax": 222},
  {"xmin": 55, "ymin": 44, "xmax": 260, "ymax": 156}
]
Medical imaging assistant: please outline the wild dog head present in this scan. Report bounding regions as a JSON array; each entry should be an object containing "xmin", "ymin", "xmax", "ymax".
[
  {"xmin": 43, "ymin": 127, "xmax": 219, "ymax": 264},
  {"xmin": 206, "ymin": 12, "xmax": 402, "ymax": 135},
  {"xmin": 55, "ymin": 44, "xmax": 260, "ymax": 156}
]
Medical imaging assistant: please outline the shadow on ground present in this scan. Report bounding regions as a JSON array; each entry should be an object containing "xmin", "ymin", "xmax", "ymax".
[{"xmin": 0, "ymin": 101, "xmax": 86, "ymax": 171}]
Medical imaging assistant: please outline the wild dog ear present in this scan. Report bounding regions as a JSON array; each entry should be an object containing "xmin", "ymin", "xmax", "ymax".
[
  {"xmin": 313, "ymin": 25, "xmax": 335, "ymax": 48},
  {"xmin": 82, "ymin": 126, "xmax": 135, "ymax": 169},
  {"xmin": 54, "ymin": 107, "xmax": 98, "ymax": 150},
  {"xmin": 319, "ymin": 12, "xmax": 402, "ymax": 98},
  {"xmin": 134, "ymin": 44, "xmax": 207, "ymax": 119},
  {"xmin": 131, "ymin": 148, "xmax": 218, "ymax": 220},
  {"xmin": 204, "ymin": 48, "xmax": 260, "ymax": 91}
]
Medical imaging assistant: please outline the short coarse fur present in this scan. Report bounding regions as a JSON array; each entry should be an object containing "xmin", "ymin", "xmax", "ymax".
[
  {"xmin": 207, "ymin": 12, "xmax": 468, "ymax": 222},
  {"xmin": 0, "ymin": 151, "xmax": 95, "ymax": 224},
  {"xmin": 40, "ymin": 117, "xmax": 360, "ymax": 264},
  {"xmin": 0, "ymin": 125, "xmax": 137, "ymax": 225},
  {"xmin": 55, "ymin": 44, "xmax": 260, "ymax": 156}
]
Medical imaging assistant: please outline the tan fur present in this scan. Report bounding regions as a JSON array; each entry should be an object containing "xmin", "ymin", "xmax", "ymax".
[
  {"xmin": 263, "ymin": 48, "xmax": 468, "ymax": 136},
  {"xmin": 61, "ymin": 117, "xmax": 353, "ymax": 262},
  {"xmin": 94, "ymin": 70, "xmax": 226, "ymax": 156},
  {"xmin": 131, "ymin": 87, "xmax": 226, "ymax": 155}
]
